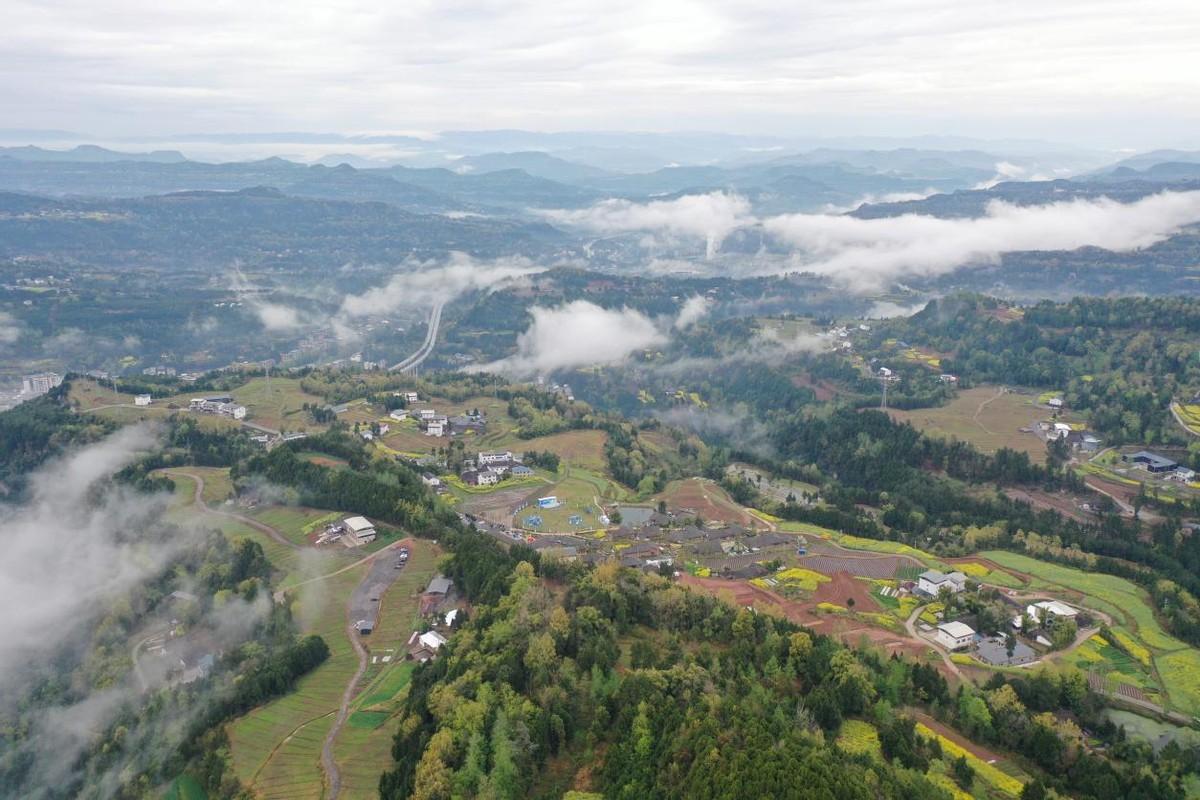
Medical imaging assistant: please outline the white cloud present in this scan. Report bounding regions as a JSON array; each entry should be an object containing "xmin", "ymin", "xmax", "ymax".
[
  {"xmin": 865, "ymin": 300, "xmax": 930, "ymax": 318},
  {"xmin": 540, "ymin": 192, "xmax": 753, "ymax": 258},
  {"xmin": 339, "ymin": 253, "xmax": 546, "ymax": 317},
  {"xmin": 0, "ymin": 425, "xmax": 178, "ymax": 688},
  {"xmin": 674, "ymin": 295, "xmax": 712, "ymax": 329},
  {"xmin": 476, "ymin": 300, "xmax": 668, "ymax": 376},
  {"xmin": 253, "ymin": 300, "xmax": 305, "ymax": 332},
  {"xmin": 0, "ymin": 311, "xmax": 21, "ymax": 345},
  {"xmin": 763, "ymin": 190, "xmax": 1200, "ymax": 291},
  {"xmin": 3, "ymin": 2, "xmax": 1200, "ymax": 146}
]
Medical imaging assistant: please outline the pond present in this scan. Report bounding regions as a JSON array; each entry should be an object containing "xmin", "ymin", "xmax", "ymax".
[{"xmin": 1104, "ymin": 708, "xmax": 1198, "ymax": 749}]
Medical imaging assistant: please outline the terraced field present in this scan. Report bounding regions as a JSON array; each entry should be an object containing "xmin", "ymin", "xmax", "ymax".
[{"xmin": 228, "ymin": 564, "xmax": 366, "ymax": 799}]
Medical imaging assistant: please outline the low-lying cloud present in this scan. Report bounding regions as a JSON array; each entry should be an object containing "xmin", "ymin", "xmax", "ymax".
[
  {"xmin": 0, "ymin": 425, "xmax": 173, "ymax": 687},
  {"xmin": 340, "ymin": 252, "xmax": 546, "ymax": 317},
  {"xmin": 540, "ymin": 192, "xmax": 752, "ymax": 258},
  {"xmin": 765, "ymin": 190, "xmax": 1200, "ymax": 291},
  {"xmin": 674, "ymin": 295, "xmax": 712, "ymax": 330},
  {"xmin": 475, "ymin": 300, "xmax": 668, "ymax": 377}
]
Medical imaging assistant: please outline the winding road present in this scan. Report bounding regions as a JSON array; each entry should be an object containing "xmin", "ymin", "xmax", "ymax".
[{"xmin": 390, "ymin": 300, "xmax": 445, "ymax": 373}]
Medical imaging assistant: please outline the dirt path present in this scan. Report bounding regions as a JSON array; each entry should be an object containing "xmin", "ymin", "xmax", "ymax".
[
  {"xmin": 910, "ymin": 711, "xmax": 1005, "ymax": 764},
  {"xmin": 971, "ymin": 387, "xmax": 1007, "ymax": 436},
  {"xmin": 320, "ymin": 617, "xmax": 369, "ymax": 800},
  {"xmin": 320, "ymin": 537, "xmax": 416, "ymax": 800},
  {"xmin": 164, "ymin": 469, "xmax": 298, "ymax": 552}
]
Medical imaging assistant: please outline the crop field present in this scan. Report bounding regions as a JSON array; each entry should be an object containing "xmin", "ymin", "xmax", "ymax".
[
  {"xmin": 836, "ymin": 720, "xmax": 881, "ymax": 757},
  {"xmin": 1173, "ymin": 402, "xmax": 1200, "ymax": 436},
  {"xmin": 888, "ymin": 386, "xmax": 1055, "ymax": 458},
  {"xmin": 504, "ymin": 429, "xmax": 609, "ymax": 471},
  {"xmin": 916, "ymin": 724, "xmax": 1023, "ymax": 797},
  {"xmin": 801, "ymin": 553, "xmax": 905, "ymax": 579}
]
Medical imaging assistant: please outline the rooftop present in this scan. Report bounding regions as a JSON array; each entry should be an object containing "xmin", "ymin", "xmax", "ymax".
[
  {"xmin": 344, "ymin": 515, "xmax": 374, "ymax": 532},
  {"xmin": 426, "ymin": 576, "xmax": 453, "ymax": 595},
  {"xmin": 938, "ymin": 621, "xmax": 975, "ymax": 638}
]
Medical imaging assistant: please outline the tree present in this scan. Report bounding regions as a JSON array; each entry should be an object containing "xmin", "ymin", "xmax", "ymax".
[{"xmin": 951, "ymin": 755, "xmax": 974, "ymax": 790}]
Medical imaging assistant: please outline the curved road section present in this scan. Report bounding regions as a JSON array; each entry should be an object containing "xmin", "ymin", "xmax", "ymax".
[{"xmin": 390, "ymin": 301, "xmax": 444, "ymax": 373}]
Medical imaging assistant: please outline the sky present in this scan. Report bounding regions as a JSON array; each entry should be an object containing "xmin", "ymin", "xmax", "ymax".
[{"xmin": 4, "ymin": 0, "xmax": 1200, "ymax": 149}]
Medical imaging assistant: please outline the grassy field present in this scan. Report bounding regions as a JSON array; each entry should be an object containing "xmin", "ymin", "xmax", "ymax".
[
  {"xmin": 981, "ymin": 550, "xmax": 1200, "ymax": 715},
  {"xmin": 888, "ymin": 386, "xmax": 1058, "ymax": 459},
  {"xmin": 227, "ymin": 377, "xmax": 327, "ymax": 433},
  {"xmin": 516, "ymin": 470, "xmax": 612, "ymax": 533},
  {"xmin": 250, "ymin": 506, "xmax": 341, "ymax": 547},
  {"xmin": 157, "ymin": 465, "xmax": 236, "ymax": 506},
  {"xmin": 164, "ymin": 774, "xmax": 208, "ymax": 800}
]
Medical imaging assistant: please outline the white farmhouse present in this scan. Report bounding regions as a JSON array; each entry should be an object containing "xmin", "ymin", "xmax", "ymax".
[
  {"xmin": 918, "ymin": 569, "xmax": 967, "ymax": 596},
  {"xmin": 389, "ymin": 409, "xmax": 409, "ymax": 421},
  {"xmin": 134, "ymin": 394, "xmax": 152, "ymax": 406},
  {"xmin": 425, "ymin": 420, "xmax": 445, "ymax": 437},
  {"xmin": 1026, "ymin": 600, "xmax": 1078, "ymax": 625},
  {"xmin": 418, "ymin": 408, "xmax": 437, "ymax": 420},
  {"xmin": 935, "ymin": 621, "xmax": 975, "ymax": 651},
  {"xmin": 419, "ymin": 630, "xmax": 448, "ymax": 651},
  {"xmin": 478, "ymin": 450, "xmax": 517, "ymax": 465}
]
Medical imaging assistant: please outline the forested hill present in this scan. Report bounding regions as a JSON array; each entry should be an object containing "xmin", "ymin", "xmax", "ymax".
[{"xmin": 378, "ymin": 555, "xmax": 1191, "ymax": 800}]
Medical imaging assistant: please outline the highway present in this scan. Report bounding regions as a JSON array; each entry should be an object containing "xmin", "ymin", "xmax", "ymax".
[{"xmin": 389, "ymin": 300, "xmax": 444, "ymax": 373}]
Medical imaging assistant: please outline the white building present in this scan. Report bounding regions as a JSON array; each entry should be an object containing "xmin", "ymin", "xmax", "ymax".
[
  {"xmin": 478, "ymin": 450, "xmax": 517, "ymax": 465},
  {"xmin": 425, "ymin": 420, "xmax": 445, "ymax": 437},
  {"xmin": 1026, "ymin": 600, "xmax": 1078, "ymax": 624},
  {"xmin": 421, "ymin": 473, "xmax": 441, "ymax": 487},
  {"xmin": 402, "ymin": 391, "xmax": 419, "ymax": 403},
  {"xmin": 936, "ymin": 621, "xmax": 975, "ymax": 651},
  {"xmin": 1048, "ymin": 397, "xmax": 1064, "ymax": 409},
  {"xmin": 389, "ymin": 409, "xmax": 409, "ymax": 421},
  {"xmin": 1171, "ymin": 467, "xmax": 1196, "ymax": 483},
  {"xmin": 21, "ymin": 372, "xmax": 62, "ymax": 396},
  {"xmin": 134, "ymin": 394, "xmax": 152, "ymax": 406},
  {"xmin": 419, "ymin": 630, "xmax": 448, "ymax": 651},
  {"xmin": 1052, "ymin": 422, "xmax": 1072, "ymax": 439},
  {"xmin": 343, "ymin": 515, "xmax": 377, "ymax": 544},
  {"xmin": 918, "ymin": 569, "xmax": 968, "ymax": 596},
  {"xmin": 417, "ymin": 408, "xmax": 437, "ymax": 420}
]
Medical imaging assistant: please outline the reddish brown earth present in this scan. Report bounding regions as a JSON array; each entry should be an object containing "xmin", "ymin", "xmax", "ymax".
[
  {"xmin": 814, "ymin": 571, "xmax": 880, "ymax": 611},
  {"xmin": 791, "ymin": 373, "xmax": 839, "ymax": 402},
  {"xmin": 660, "ymin": 479, "xmax": 757, "ymax": 526}
]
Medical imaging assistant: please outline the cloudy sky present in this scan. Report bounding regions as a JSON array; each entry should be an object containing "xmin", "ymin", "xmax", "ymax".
[{"xmin": 4, "ymin": 0, "xmax": 1200, "ymax": 147}]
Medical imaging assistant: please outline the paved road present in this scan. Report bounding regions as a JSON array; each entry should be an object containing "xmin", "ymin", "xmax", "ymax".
[
  {"xmin": 390, "ymin": 301, "xmax": 445, "ymax": 373},
  {"xmin": 320, "ymin": 538, "xmax": 415, "ymax": 800}
]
